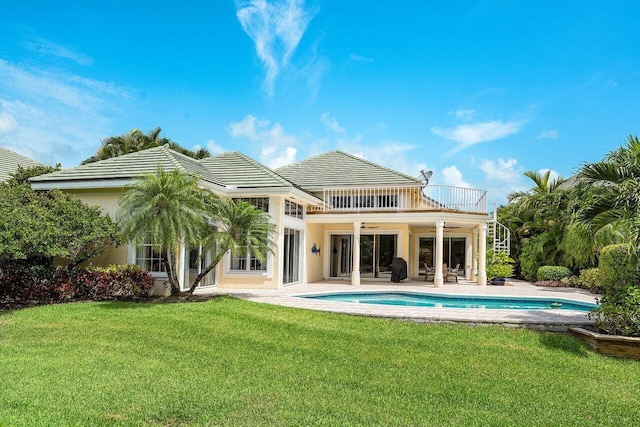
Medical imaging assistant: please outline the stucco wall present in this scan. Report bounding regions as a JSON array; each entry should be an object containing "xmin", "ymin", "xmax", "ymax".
[{"xmin": 306, "ymin": 223, "xmax": 324, "ymax": 282}]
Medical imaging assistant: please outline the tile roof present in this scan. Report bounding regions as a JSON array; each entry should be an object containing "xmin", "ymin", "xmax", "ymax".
[
  {"xmin": 0, "ymin": 147, "xmax": 42, "ymax": 182},
  {"xmin": 276, "ymin": 150, "xmax": 422, "ymax": 190},
  {"xmin": 199, "ymin": 151, "xmax": 294, "ymax": 188},
  {"xmin": 29, "ymin": 145, "xmax": 225, "ymax": 187}
]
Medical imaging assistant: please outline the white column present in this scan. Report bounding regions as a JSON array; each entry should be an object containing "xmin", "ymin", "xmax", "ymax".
[
  {"xmin": 477, "ymin": 223, "xmax": 487, "ymax": 286},
  {"xmin": 471, "ymin": 226, "xmax": 479, "ymax": 281},
  {"xmin": 434, "ymin": 221, "xmax": 444, "ymax": 287},
  {"xmin": 352, "ymin": 222, "xmax": 361, "ymax": 286}
]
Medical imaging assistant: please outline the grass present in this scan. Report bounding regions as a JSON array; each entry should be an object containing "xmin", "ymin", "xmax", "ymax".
[{"xmin": 0, "ymin": 297, "xmax": 638, "ymax": 426}]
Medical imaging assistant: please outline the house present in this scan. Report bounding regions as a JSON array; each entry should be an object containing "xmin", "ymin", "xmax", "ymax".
[
  {"xmin": 0, "ymin": 147, "xmax": 42, "ymax": 182},
  {"xmin": 30, "ymin": 145, "xmax": 508, "ymax": 291}
]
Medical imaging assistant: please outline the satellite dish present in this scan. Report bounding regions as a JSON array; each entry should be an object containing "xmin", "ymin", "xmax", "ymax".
[{"xmin": 420, "ymin": 170, "xmax": 433, "ymax": 184}]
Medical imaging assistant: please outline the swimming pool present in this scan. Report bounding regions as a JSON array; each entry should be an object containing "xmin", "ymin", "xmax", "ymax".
[{"xmin": 300, "ymin": 292, "xmax": 598, "ymax": 311}]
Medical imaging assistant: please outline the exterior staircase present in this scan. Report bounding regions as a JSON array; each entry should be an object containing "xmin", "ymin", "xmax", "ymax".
[{"xmin": 488, "ymin": 219, "xmax": 511, "ymax": 255}]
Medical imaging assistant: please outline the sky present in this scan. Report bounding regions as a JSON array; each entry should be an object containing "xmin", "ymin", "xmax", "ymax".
[{"xmin": 1, "ymin": 0, "xmax": 639, "ymax": 204}]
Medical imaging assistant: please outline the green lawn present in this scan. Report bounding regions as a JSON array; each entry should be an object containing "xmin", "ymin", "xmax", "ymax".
[{"xmin": 0, "ymin": 297, "xmax": 638, "ymax": 426}]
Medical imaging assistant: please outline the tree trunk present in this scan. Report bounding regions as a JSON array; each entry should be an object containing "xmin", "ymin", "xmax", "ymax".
[
  {"xmin": 188, "ymin": 251, "xmax": 226, "ymax": 294},
  {"xmin": 164, "ymin": 250, "xmax": 181, "ymax": 295}
]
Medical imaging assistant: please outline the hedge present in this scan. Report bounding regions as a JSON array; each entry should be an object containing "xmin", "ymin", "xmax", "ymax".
[{"xmin": 536, "ymin": 266, "xmax": 572, "ymax": 282}]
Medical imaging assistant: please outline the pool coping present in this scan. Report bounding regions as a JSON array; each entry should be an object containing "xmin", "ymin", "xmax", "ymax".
[{"xmin": 195, "ymin": 280, "xmax": 599, "ymax": 331}]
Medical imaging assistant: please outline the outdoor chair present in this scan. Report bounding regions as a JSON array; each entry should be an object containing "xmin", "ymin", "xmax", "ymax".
[
  {"xmin": 424, "ymin": 263, "xmax": 435, "ymax": 282},
  {"xmin": 445, "ymin": 263, "xmax": 460, "ymax": 283}
]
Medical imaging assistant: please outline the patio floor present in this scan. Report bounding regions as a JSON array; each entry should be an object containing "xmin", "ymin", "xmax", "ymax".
[{"xmin": 194, "ymin": 278, "xmax": 599, "ymax": 331}]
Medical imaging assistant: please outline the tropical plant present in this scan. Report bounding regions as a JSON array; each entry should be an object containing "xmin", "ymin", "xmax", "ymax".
[
  {"xmin": 82, "ymin": 127, "xmax": 210, "ymax": 164},
  {"xmin": 118, "ymin": 168, "xmax": 209, "ymax": 294},
  {"xmin": 485, "ymin": 249, "xmax": 515, "ymax": 280},
  {"xmin": 188, "ymin": 198, "xmax": 275, "ymax": 293},
  {"xmin": 577, "ymin": 135, "xmax": 640, "ymax": 251}
]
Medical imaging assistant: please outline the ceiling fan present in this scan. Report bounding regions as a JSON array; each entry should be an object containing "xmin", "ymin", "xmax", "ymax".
[{"xmin": 361, "ymin": 223, "xmax": 379, "ymax": 229}]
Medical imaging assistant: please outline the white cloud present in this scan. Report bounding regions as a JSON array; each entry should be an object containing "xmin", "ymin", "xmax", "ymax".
[
  {"xmin": 22, "ymin": 38, "xmax": 93, "ymax": 66},
  {"xmin": 440, "ymin": 165, "xmax": 470, "ymax": 188},
  {"xmin": 206, "ymin": 139, "xmax": 226, "ymax": 155},
  {"xmin": 479, "ymin": 158, "xmax": 527, "ymax": 204},
  {"xmin": 432, "ymin": 120, "xmax": 524, "ymax": 154},
  {"xmin": 538, "ymin": 168, "xmax": 562, "ymax": 182},
  {"xmin": 321, "ymin": 112, "xmax": 345, "ymax": 134},
  {"xmin": 0, "ymin": 59, "xmax": 130, "ymax": 167},
  {"xmin": 537, "ymin": 129, "xmax": 558, "ymax": 139},
  {"xmin": 454, "ymin": 109, "xmax": 475, "ymax": 120},
  {"xmin": 262, "ymin": 145, "xmax": 297, "ymax": 169},
  {"xmin": 0, "ymin": 106, "xmax": 18, "ymax": 133},
  {"xmin": 236, "ymin": 0, "xmax": 317, "ymax": 96},
  {"xmin": 228, "ymin": 114, "xmax": 299, "ymax": 167}
]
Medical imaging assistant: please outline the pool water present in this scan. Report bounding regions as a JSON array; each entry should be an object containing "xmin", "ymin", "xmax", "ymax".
[{"xmin": 301, "ymin": 292, "xmax": 598, "ymax": 311}]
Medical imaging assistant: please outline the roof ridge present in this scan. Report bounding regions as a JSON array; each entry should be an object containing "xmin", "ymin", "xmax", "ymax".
[{"xmin": 277, "ymin": 150, "xmax": 421, "ymax": 183}]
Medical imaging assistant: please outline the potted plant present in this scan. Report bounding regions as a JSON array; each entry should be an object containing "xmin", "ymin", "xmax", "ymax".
[{"xmin": 486, "ymin": 249, "xmax": 515, "ymax": 286}]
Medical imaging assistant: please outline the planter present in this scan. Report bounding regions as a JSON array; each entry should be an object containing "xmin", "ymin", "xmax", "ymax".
[
  {"xmin": 489, "ymin": 277, "xmax": 506, "ymax": 286},
  {"xmin": 570, "ymin": 327, "xmax": 640, "ymax": 361}
]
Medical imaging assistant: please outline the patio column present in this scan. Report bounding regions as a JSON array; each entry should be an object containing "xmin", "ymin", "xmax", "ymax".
[
  {"xmin": 434, "ymin": 221, "xmax": 444, "ymax": 287},
  {"xmin": 471, "ymin": 226, "xmax": 479, "ymax": 281},
  {"xmin": 352, "ymin": 221, "xmax": 361, "ymax": 286},
  {"xmin": 177, "ymin": 239, "xmax": 186, "ymax": 291},
  {"xmin": 477, "ymin": 223, "xmax": 487, "ymax": 286}
]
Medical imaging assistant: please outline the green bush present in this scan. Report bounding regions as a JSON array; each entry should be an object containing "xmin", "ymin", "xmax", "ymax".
[
  {"xmin": 536, "ymin": 266, "xmax": 572, "ymax": 281},
  {"xmin": 519, "ymin": 235, "xmax": 544, "ymax": 281},
  {"xmin": 598, "ymin": 244, "xmax": 639, "ymax": 290},
  {"xmin": 579, "ymin": 268, "xmax": 601, "ymax": 293},
  {"xmin": 560, "ymin": 275, "xmax": 580, "ymax": 287},
  {"xmin": 591, "ymin": 286, "xmax": 640, "ymax": 337},
  {"xmin": 591, "ymin": 244, "xmax": 640, "ymax": 337},
  {"xmin": 486, "ymin": 249, "xmax": 515, "ymax": 280}
]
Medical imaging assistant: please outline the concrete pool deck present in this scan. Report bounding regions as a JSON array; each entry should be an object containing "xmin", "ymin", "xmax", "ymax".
[{"xmin": 194, "ymin": 279, "xmax": 599, "ymax": 331}]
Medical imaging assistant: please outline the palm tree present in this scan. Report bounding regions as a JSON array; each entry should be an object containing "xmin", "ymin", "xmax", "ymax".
[
  {"xmin": 188, "ymin": 198, "xmax": 275, "ymax": 293},
  {"xmin": 82, "ymin": 127, "xmax": 210, "ymax": 164},
  {"xmin": 118, "ymin": 168, "xmax": 209, "ymax": 295},
  {"xmin": 577, "ymin": 135, "xmax": 640, "ymax": 250}
]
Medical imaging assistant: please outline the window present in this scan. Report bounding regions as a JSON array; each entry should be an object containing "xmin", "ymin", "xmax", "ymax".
[
  {"xmin": 233, "ymin": 197, "xmax": 269, "ymax": 212},
  {"xmin": 229, "ymin": 197, "xmax": 269, "ymax": 272},
  {"xmin": 136, "ymin": 241, "xmax": 166, "ymax": 274},
  {"xmin": 355, "ymin": 195, "xmax": 374, "ymax": 208},
  {"xmin": 285, "ymin": 199, "xmax": 304, "ymax": 219},
  {"xmin": 283, "ymin": 228, "xmax": 301, "ymax": 285}
]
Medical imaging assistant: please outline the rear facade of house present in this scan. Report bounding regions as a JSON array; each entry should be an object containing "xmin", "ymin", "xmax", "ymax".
[{"xmin": 30, "ymin": 146, "xmax": 509, "ymax": 293}]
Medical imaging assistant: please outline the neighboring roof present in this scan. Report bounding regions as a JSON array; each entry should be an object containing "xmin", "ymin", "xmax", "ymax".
[
  {"xmin": 0, "ymin": 147, "xmax": 42, "ymax": 182},
  {"xmin": 30, "ymin": 145, "xmax": 225, "ymax": 187},
  {"xmin": 199, "ymin": 151, "xmax": 293, "ymax": 188},
  {"xmin": 276, "ymin": 150, "xmax": 422, "ymax": 191}
]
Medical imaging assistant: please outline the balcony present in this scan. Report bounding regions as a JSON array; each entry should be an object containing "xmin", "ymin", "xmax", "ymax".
[{"xmin": 308, "ymin": 185, "xmax": 488, "ymax": 214}]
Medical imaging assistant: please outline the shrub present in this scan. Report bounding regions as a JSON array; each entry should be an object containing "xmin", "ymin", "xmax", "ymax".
[
  {"xmin": 579, "ymin": 268, "xmax": 601, "ymax": 293},
  {"xmin": 598, "ymin": 244, "xmax": 639, "ymax": 290},
  {"xmin": 486, "ymin": 250, "xmax": 515, "ymax": 280},
  {"xmin": 0, "ymin": 264, "xmax": 154, "ymax": 308},
  {"xmin": 561, "ymin": 275, "xmax": 580, "ymax": 287},
  {"xmin": 519, "ymin": 235, "xmax": 544, "ymax": 281},
  {"xmin": 591, "ymin": 286, "xmax": 640, "ymax": 337},
  {"xmin": 536, "ymin": 266, "xmax": 572, "ymax": 281},
  {"xmin": 534, "ymin": 280, "xmax": 566, "ymax": 287}
]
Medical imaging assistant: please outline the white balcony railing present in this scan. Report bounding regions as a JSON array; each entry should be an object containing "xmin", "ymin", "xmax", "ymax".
[{"xmin": 308, "ymin": 185, "xmax": 488, "ymax": 214}]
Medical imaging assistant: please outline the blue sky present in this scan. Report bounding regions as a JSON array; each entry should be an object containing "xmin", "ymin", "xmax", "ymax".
[{"xmin": 1, "ymin": 0, "xmax": 639, "ymax": 204}]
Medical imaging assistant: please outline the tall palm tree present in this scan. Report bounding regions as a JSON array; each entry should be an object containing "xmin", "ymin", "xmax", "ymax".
[
  {"xmin": 118, "ymin": 168, "xmax": 209, "ymax": 294},
  {"xmin": 82, "ymin": 127, "xmax": 210, "ymax": 164},
  {"xmin": 188, "ymin": 198, "xmax": 275, "ymax": 293},
  {"xmin": 578, "ymin": 134, "xmax": 640, "ymax": 250}
]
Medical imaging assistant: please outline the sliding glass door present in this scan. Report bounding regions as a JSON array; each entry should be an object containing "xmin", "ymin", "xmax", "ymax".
[
  {"xmin": 330, "ymin": 233, "xmax": 397, "ymax": 279},
  {"xmin": 418, "ymin": 237, "xmax": 465, "ymax": 276},
  {"xmin": 283, "ymin": 228, "xmax": 302, "ymax": 285}
]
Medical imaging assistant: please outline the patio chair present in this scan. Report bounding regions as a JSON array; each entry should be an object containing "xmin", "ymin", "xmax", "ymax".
[
  {"xmin": 446, "ymin": 263, "xmax": 460, "ymax": 283},
  {"xmin": 424, "ymin": 263, "xmax": 435, "ymax": 282}
]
